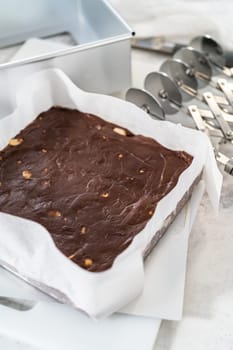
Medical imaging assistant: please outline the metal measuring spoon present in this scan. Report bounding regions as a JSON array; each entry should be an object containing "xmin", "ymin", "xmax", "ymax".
[{"xmin": 125, "ymin": 87, "xmax": 165, "ymax": 120}]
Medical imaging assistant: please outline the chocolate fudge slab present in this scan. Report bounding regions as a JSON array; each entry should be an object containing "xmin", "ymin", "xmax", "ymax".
[{"xmin": 0, "ymin": 107, "xmax": 193, "ymax": 271}]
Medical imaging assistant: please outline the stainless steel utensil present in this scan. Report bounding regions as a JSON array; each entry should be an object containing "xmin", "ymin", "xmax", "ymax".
[
  {"xmin": 175, "ymin": 46, "xmax": 233, "ymax": 85},
  {"xmin": 125, "ymin": 87, "xmax": 165, "ymax": 120},
  {"xmin": 161, "ymin": 56, "xmax": 233, "ymax": 108},
  {"xmin": 159, "ymin": 59, "xmax": 233, "ymax": 140},
  {"xmin": 144, "ymin": 71, "xmax": 182, "ymax": 115},
  {"xmin": 190, "ymin": 35, "xmax": 233, "ymax": 76},
  {"xmin": 144, "ymin": 71, "xmax": 215, "ymax": 132},
  {"xmin": 216, "ymin": 152, "xmax": 233, "ymax": 175},
  {"xmin": 0, "ymin": 296, "xmax": 36, "ymax": 311},
  {"xmin": 132, "ymin": 34, "xmax": 233, "ymax": 69},
  {"xmin": 126, "ymin": 81, "xmax": 233, "ymax": 175},
  {"xmin": 131, "ymin": 36, "xmax": 184, "ymax": 55}
]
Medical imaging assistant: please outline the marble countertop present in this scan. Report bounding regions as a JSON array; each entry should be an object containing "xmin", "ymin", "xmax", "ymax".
[
  {"xmin": 155, "ymin": 172, "xmax": 233, "ymax": 350},
  {"xmin": 129, "ymin": 49, "xmax": 233, "ymax": 350}
]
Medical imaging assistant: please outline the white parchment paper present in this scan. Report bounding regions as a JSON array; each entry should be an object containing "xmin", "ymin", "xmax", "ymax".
[
  {"xmin": 0, "ymin": 69, "xmax": 222, "ymax": 318},
  {"xmin": 0, "ymin": 179, "xmax": 204, "ymax": 321}
]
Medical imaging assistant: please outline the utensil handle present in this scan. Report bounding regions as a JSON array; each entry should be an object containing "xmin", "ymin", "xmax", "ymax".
[
  {"xmin": 225, "ymin": 158, "xmax": 233, "ymax": 175},
  {"xmin": 224, "ymin": 50, "xmax": 233, "ymax": 68},
  {"xmin": 187, "ymin": 105, "xmax": 206, "ymax": 131},
  {"xmin": 203, "ymin": 92, "xmax": 233, "ymax": 141},
  {"xmin": 217, "ymin": 79, "xmax": 233, "ymax": 108},
  {"xmin": 132, "ymin": 37, "xmax": 185, "ymax": 55}
]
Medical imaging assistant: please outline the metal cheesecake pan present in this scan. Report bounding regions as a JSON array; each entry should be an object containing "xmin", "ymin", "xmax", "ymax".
[
  {"xmin": 0, "ymin": 68, "xmax": 221, "ymax": 319},
  {"xmin": 0, "ymin": 0, "xmax": 133, "ymax": 117}
]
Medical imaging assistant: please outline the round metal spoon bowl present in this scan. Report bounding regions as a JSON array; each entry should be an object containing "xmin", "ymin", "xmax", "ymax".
[
  {"xmin": 144, "ymin": 71, "xmax": 182, "ymax": 115},
  {"xmin": 125, "ymin": 87, "xmax": 165, "ymax": 120}
]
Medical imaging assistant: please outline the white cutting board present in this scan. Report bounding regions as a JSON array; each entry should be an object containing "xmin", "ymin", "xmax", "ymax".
[{"xmin": 0, "ymin": 298, "xmax": 161, "ymax": 350}]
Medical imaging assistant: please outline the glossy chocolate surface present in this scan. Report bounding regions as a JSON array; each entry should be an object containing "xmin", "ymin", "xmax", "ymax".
[{"xmin": 0, "ymin": 107, "xmax": 192, "ymax": 271}]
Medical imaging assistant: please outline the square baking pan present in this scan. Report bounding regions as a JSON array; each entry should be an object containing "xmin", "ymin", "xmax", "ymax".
[{"xmin": 0, "ymin": 0, "xmax": 133, "ymax": 117}]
